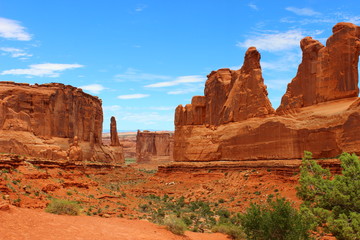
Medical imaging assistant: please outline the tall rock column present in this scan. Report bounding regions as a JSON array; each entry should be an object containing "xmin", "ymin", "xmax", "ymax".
[{"xmin": 110, "ymin": 116, "xmax": 121, "ymax": 146}]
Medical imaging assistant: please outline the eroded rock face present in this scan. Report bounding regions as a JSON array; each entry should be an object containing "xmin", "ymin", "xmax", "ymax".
[
  {"xmin": 175, "ymin": 47, "xmax": 274, "ymax": 127},
  {"xmin": 136, "ymin": 130, "xmax": 173, "ymax": 162},
  {"xmin": 277, "ymin": 22, "xmax": 360, "ymax": 113},
  {"xmin": 67, "ymin": 136, "xmax": 82, "ymax": 162},
  {"xmin": 0, "ymin": 82, "xmax": 124, "ymax": 163},
  {"xmin": 174, "ymin": 22, "xmax": 360, "ymax": 162}
]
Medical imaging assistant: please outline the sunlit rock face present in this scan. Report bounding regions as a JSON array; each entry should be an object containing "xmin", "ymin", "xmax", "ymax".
[
  {"xmin": 277, "ymin": 22, "xmax": 360, "ymax": 113},
  {"xmin": 0, "ymin": 82, "xmax": 124, "ymax": 163},
  {"xmin": 174, "ymin": 22, "xmax": 360, "ymax": 162}
]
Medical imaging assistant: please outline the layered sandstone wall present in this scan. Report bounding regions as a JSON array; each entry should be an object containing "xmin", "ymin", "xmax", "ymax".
[
  {"xmin": 174, "ymin": 22, "xmax": 360, "ymax": 162},
  {"xmin": 136, "ymin": 130, "xmax": 173, "ymax": 162},
  {"xmin": 175, "ymin": 47, "xmax": 274, "ymax": 127},
  {"xmin": 0, "ymin": 82, "xmax": 124, "ymax": 163},
  {"xmin": 277, "ymin": 22, "xmax": 360, "ymax": 113}
]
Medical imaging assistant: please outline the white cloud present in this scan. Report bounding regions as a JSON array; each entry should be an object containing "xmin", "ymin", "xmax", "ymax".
[
  {"xmin": 285, "ymin": 7, "xmax": 321, "ymax": 16},
  {"xmin": 145, "ymin": 75, "xmax": 205, "ymax": 88},
  {"xmin": 261, "ymin": 50, "xmax": 302, "ymax": 72},
  {"xmin": 0, "ymin": 47, "xmax": 32, "ymax": 59},
  {"xmin": 248, "ymin": 3, "xmax": 258, "ymax": 10},
  {"xmin": 337, "ymin": 14, "xmax": 360, "ymax": 25},
  {"xmin": 135, "ymin": 4, "xmax": 147, "ymax": 12},
  {"xmin": 79, "ymin": 84, "xmax": 106, "ymax": 94},
  {"xmin": 117, "ymin": 93, "xmax": 149, "ymax": 99},
  {"xmin": 167, "ymin": 88, "xmax": 199, "ymax": 95},
  {"xmin": 237, "ymin": 29, "xmax": 305, "ymax": 52},
  {"xmin": 115, "ymin": 68, "xmax": 171, "ymax": 82},
  {"xmin": 1, "ymin": 63, "xmax": 84, "ymax": 77},
  {"xmin": 121, "ymin": 112, "xmax": 173, "ymax": 125},
  {"xmin": 0, "ymin": 17, "xmax": 31, "ymax": 41}
]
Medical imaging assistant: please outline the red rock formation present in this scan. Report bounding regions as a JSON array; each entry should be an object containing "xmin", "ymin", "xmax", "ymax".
[
  {"xmin": 175, "ymin": 47, "xmax": 274, "ymax": 127},
  {"xmin": 277, "ymin": 22, "xmax": 360, "ymax": 113},
  {"xmin": 174, "ymin": 22, "xmax": 360, "ymax": 162},
  {"xmin": 0, "ymin": 82, "xmax": 124, "ymax": 163},
  {"xmin": 67, "ymin": 136, "xmax": 82, "ymax": 162},
  {"xmin": 110, "ymin": 116, "xmax": 121, "ymax": 146},
  {"xmin": 136, "ymin": 130, "xmax": 173, "ymax": 162},
  {"xmin": 102, "ymin": 132, "xmax": 137, "ymax": 159}
]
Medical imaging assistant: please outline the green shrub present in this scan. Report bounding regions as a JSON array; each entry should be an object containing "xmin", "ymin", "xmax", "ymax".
[
  {"xmin": 297, "ymin": 151, "xmax": 360, "ymax": 240},
  {"xmin": 212, "ymin": 223, "xmax": 245, "ymax": 240},
  {"xmin": 240, "ymin": 197, "xmax": 311, "ymax": 240},
  {"xmin": 45, "ymin": 199, "xmax": 81, "ymax": 216},
  {"xmin": 164, "ymin": 215, "xmax": 187, "ymax": 235}
]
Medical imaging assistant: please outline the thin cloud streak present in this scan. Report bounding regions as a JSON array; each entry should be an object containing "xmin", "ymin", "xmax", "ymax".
[
  {"xmin": 285, "ymin": 7, "xmax": 321, "ymax": 16},
  {"xmin": 117, "ymin": 93, "xmax": 149, "ymax": 99},
  {"xmin": 115, "ymin": 68, "xmax": 171, "ymax": 82},
  {"xmin": 237, "ymin": 29, "xmax": 305, "ymax": 52},
  {"xmin": 248, "ymin": 3, "xmax": 258, "ymax": 10},
  {"xmin": 145, "ymin": 75, "xmax": 205, "ymax": 88},
  {"xmin": 80, "ymin": 84, "xmax": 106, "ymax": 94},
  {"xmin": 1, "ymin": 63, "xmax": 84, "ymax": 77},
  {"xmin": 0, "ymin": 47, "xmax": 32, "ymax": 59}
]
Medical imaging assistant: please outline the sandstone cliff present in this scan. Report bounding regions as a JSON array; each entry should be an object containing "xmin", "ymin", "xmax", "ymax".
[
  {"xmin": 0, "ymin": 82, "xmax": 124, "ymax": 163},
  {"xmin": 136, "ymin": 130, "xmax": 173, "ymax": 162},
  {"xmin": 175, "ymin": 47, "xmax": 274, "ymax": 127},
  {"xmin": 277, "ymin": 22, "xmax": 360, "ymax": 113},
  {"xmin": 174, "ymin": 22, "xmax": 360, "ymax": 162}
]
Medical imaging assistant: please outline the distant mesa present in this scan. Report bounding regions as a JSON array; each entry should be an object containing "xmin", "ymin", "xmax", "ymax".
[
  {"xmin": 174, "ymin": 22, "xmax": 360, "ymax": 162},
  {"xmin": 0, "ymin": 82, "xmax": 124, "ymax": 163}
]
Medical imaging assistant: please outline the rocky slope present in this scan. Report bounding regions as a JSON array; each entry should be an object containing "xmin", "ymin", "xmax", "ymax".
[
  {"xmin": 0, "ymin": 82, "xmax": 123, "ymax": 163},
  {"xmin": 174, "ymin": 22, "xmax": 360, "ymax": 162}
]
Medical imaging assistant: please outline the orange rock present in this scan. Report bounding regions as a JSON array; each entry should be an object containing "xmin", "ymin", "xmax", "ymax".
[
  {"xmin": 0, "ymin": 82, "xmax": 124, "ymax": 163},
  {"xmin": 174, "ymin": 22, "xmax": 360, "ymax": 162},
  {"xmin": 136, "ymin": 130, "xmax": 173, "ymax": 162},
  {"xmin": 0, "ymin": 201, "xmax": 10, "ymax": 211},
  {"xmin": 67, "ymin": 136, "xmax": 83, "ymax": 162},
  {"xmin": 175, "ymin": 47, "xmax": 274, "ymax": 127},
  {"xmin": 110, "ymin": 116, "xmax": 121, "ymax": 146},
  {"xmin": 277, "ymin": 22, "xmax": 360, "ymax": 113}
]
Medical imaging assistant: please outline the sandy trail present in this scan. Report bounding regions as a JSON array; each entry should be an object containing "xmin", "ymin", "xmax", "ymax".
[{"xmin": 0, "ymin": 205, "xmax": 227, "ymax": 240}]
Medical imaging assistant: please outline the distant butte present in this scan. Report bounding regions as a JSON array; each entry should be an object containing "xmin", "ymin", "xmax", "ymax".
[{"xmin": 173, "ymin": 22, "xmax": 360, "ymax": 162}]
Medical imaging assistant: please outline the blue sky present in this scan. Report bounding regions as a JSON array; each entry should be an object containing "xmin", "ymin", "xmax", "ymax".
[{"xmin": 0, "ymin": 0, "xmax": 359, "ymax": 131}]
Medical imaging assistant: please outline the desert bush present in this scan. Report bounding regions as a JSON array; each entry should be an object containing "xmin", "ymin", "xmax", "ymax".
[
  {"xmin": 164, "ymin": 215, "xmax": 187, "ymax": 235},
  {"xmin": 212, "ymin": 223, "xmax": 245, "ymax": 240},
  {"xmin": 297, "ymin": 151, "xmax": 360, "ymax": 240},
  {"xmin": 240, "ymin": 197, "xmax": 312, "ymax": 240},
  {"xmin": 45, "ymin": 199, "xmax": 81, "ymax": 216}
]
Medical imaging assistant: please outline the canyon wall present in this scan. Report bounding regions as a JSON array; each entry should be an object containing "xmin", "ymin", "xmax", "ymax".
[
  {"xmin": 0, "ymin": 82, "xmax": 124, "ymax": 163},
  {"xmin": 136, "ymin": 130, "xmax": 173, "ymax": 162},
  {"xmin": 174, "ymin": 22, "xmax": 360, "ymax": 161}
]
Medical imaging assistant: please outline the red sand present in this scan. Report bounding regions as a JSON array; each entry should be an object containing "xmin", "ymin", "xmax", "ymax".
[{"xmin": 0, "ymin": 205, "xmax": 227, "ymax": 240}]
